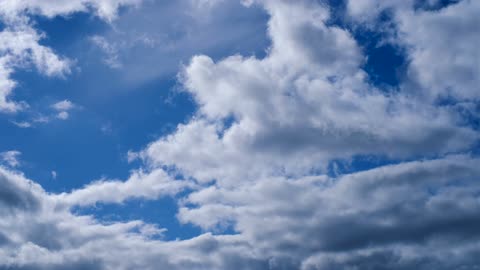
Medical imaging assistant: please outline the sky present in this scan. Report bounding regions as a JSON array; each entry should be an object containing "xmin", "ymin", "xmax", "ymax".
[{"xmin": 0, "ymin": 0, "xmax": 479, "ymax": 269}]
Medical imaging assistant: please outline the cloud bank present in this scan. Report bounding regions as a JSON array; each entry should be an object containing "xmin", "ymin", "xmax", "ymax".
[{"xmin": 1, "ymin": 0, "xmax": 479, "ymax": 269}]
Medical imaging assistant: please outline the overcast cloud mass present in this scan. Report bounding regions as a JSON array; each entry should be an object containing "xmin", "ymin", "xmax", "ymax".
[{"xmin": 0, "ymin": 0, "xmax": 479, "ymax": 269}]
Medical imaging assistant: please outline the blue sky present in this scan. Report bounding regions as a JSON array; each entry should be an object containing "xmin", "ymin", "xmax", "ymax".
[{"xmin": 0, "ymin": 0, "xmax": 479, "ymax": 269}]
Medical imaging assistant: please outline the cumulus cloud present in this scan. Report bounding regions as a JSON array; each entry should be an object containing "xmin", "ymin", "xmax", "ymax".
[
  {"xmin": 139, "ymin": 0, "xmax": 477, "ymax": 185},
  {"xmin": 347, "ymin": 0, "xmax": 480, "ymax": 101},
  {"xmin": 1, "ymin": 155, "xmax": 480, "ymax": 269},
  {"xmin": 179, "ymin": 155, "xmax": 480, "ymax": 268},
  {"xmin": 1, "ymin": 0, "xmax": 479, "ymax": 269},
  {"xmin": 0, "ymin": 167, "xmax": 266, "ymax": 269}
]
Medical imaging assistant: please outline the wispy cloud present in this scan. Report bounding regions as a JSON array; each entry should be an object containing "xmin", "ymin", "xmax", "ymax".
[{"xmin": 0, "ymin": 150, "xmax": 21, "ymax": 167}]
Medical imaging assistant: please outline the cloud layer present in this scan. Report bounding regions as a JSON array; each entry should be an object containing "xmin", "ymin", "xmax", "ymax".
[{"xmin": 1, "ymin": 0, "xmax": 479, "ymax": 269}]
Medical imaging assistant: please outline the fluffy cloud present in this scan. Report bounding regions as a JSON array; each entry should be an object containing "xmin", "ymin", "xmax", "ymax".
[
  {"xmin": 179, "ymin": 155, "xmax": 480, "ymax": 269},
  {"xmin": 1, "ymin": 0, "xmax": 479, "ymax": 269},
  {"xmin": 0, "ymin": 167, "xmax": 267, "ymax": 269},
  {"xmin": 398, "ymin": 0, "xmax": 480, "ymax": 100},
  {"xmin": 139, "ymin": 0, "xmax": 477, "ymax": 185},
  {"xmin": 1, "ymin": 156, "xmax": 480, "ymax": 269},
  {"xmin": 0, "ymin": 25, "xmax": 70, "ymax": 112},
  {"xmin": 347, "ymin": 0, "xmax": 480, "ymax": 101},
  {"xmin": 51, "ymin": 100, "xmax": 76, "ymax": 120},
  {"xmin": 56, "ymin": 168, "xmax": 192, "ymax": 207}
]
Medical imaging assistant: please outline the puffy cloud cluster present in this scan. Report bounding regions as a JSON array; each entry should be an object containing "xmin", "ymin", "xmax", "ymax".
[
  {"xmin": 347, "ymin": 0, "xmax": 480, "ymax": 101},
  {"xmin": 0, "ymin": 167, "xmax": 271, "ymax": 269},
  {"xmin": 1, "ymin": 0, "xmax": 480, "ymax": 269},
  {"xmin": 1, "ymin": 156, "xmax": 480, "ymax": 269},
  {"xmin": 140, "ymin": 0, "xmax": 477, "ymax": 185}
]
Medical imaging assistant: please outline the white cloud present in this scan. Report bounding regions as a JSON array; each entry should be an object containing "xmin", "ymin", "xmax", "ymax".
[
  {"xmin": 56, "ymin": 168, "xmax": 193, "ymax": 207},
  {"xmin": 11, "ymin": 121, "xmax": 32, "ymax": 128},
  {"xmin": 398, "ymin": 0, "xmax": 480, "ymax": 101},
  {"xmin": 177, "ymin": 155, "xmax": 480, "ymax": 267},
  {"xmin": 0, "ymin": 0, "xmax": 479, "ymax": 269},
  {"xmin": 138, "ymin": 0, "xmax": 477, "ymax": 186},
  {"xmin": 1, "ymin": 154, "xmax": 480, "ymax": 269},
  {"xmin": 56, "ymin": 111, "xmax": 69, "ymax": 120},
  {"xmin": 0, "ymin": 166, "xmax": 267, "ymax": 269},
  {"xmin": 51, "ymin": 100, "xmax": 76, "ymax": 120},
  {"xmin": 0, "ymin": 0, "xmax": 141, "ymax": 113},
  {"xmin": 0, "ymin": 150, "xmax": 21, "ymax": 167},
  {"xmin": 51, "ymin": 100, "xmax": 75, "ymax": 111},
  {"xmin": 0, "ymin": 0, "xmax": 142, "ymax": 22},
  {"xmin": 346, "ymin": 0, "xmax": 480, "ymax": 101},
  {"xmin": 0, "ymin": 26, "xmax": 70, "ymax": 112}
]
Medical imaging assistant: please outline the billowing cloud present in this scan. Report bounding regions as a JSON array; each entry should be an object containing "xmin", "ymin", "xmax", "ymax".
[
  {"xmin": 1, "ymin": 0, "xmax": 479, "ymax": 269},
  {"xmin": 139, "ymin": 0, "xmax": 477, "ymax": 185},
  {"xmin": 1, "ymin": 155, "xmax": 480, "ymax": 269},
  {"xmin": 347, "ymin": 0, "xmax": 480, "ymax": 101}
]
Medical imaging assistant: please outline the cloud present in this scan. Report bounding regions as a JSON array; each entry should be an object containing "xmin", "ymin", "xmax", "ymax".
[
  {"xmin": 346, "ymin": 0, "xmax": 480, "ymax": 101},
  {"xmin": 0, "ymin": 0, "xmax": 142, "ymax": 22},
  {"xmin": 178, "ymin": 155, "xmax": 480, "ymax": 268},
  {"xmin": 11, "ymin": 121, "xmax": 32, "ymax": 128},
  {"xmin": 56, "ymin": 168, "xmax": 192, "ymax": 207},
  {"xmin": 80, "ymin": 0, "xmax": 269, "ymax": 84},
  {"xmin": 55, "ymin": 111, "xmax": 69, "ymax": 120},
  {"xmin": 1, "ymin": 0, "xmax": 479, "ymax": 269},
  {"xmin": 51, "ymin": 100, "xmax": 75, "ymax": 111},
  {"xmin": 0, "ymin": 151, "xmax": 21, "ymax": 167},
  {"xmin": 398, "ymin": 0, "xmax": 480, "ymax": 101},
  {"xmin": 0, "ymin": 0, "xmax": 141, "ymax": 113},
  {"xmin": 0, "ymin": 167, "xmax": 266, "ymax": 269},
  {"xmin": 90, "ymin": 35, "xmax": 122, "ymax": 69},
  {"xmin": 1, "ymin": 155, "xmax": 480, "ymax": 269},
  {"xmin": 138, "ymin": 0, "xmax": 477, "ymax": 186},
  {"xmin": 51, "ymin": 100, "xmax": 76, "ymax": 120},
  {"xmin": 0, "ymin": 26, "xmax": 70, "ymax": 112}
]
